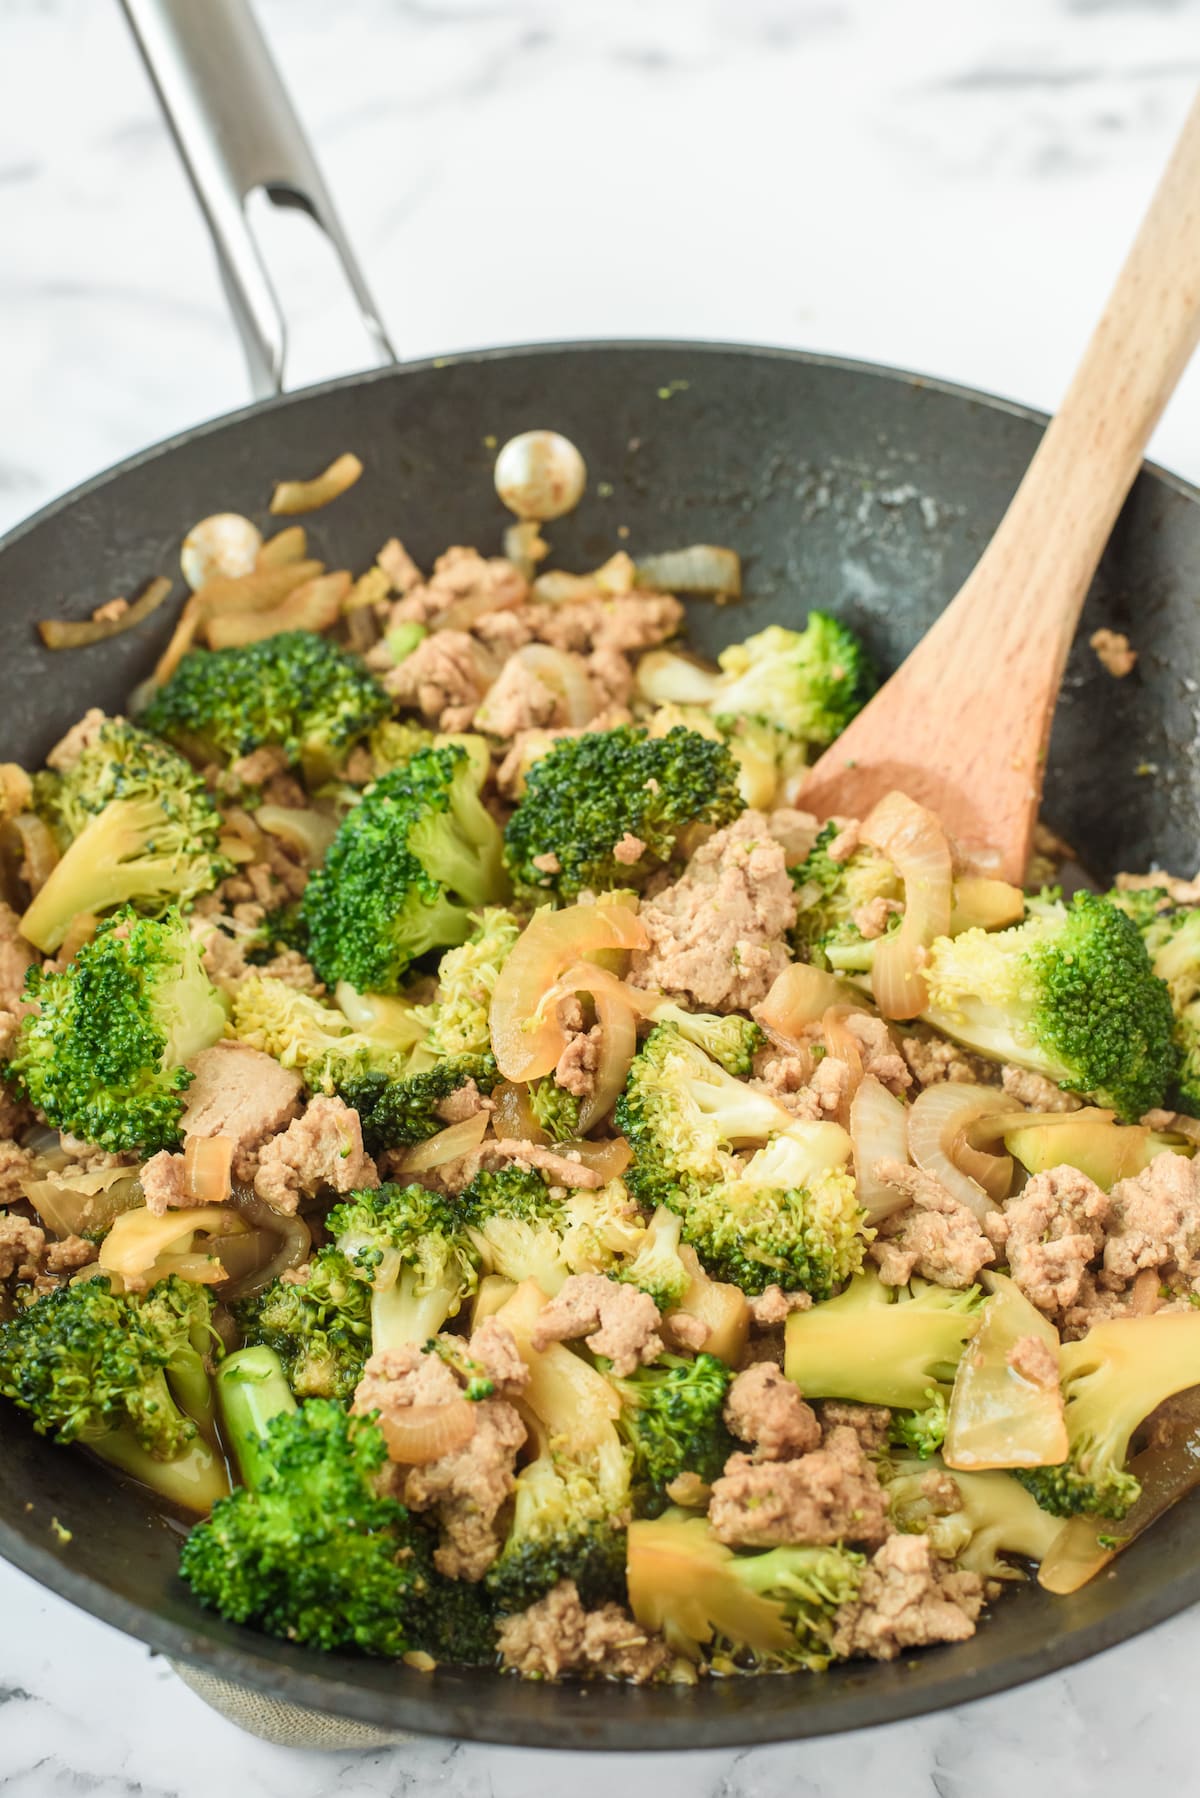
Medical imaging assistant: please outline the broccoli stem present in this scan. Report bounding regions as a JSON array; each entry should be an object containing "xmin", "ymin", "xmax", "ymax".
[
  {"xmin": 216, "ymin": 1345, "xmax": 298, "ymax": 1489},
  {"xmin": 371, "ymin": 1275, "xmax": 457, "ymax": 1354},
  {"xmin": 93, "ymin": 1425, "xmax": 230, "ymax": 1514}
]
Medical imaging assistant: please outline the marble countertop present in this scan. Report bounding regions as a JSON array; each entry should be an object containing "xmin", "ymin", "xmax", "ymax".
[{"xmin": 3, "ymin": 0, "xmax": 1200, "ymax": 1791}]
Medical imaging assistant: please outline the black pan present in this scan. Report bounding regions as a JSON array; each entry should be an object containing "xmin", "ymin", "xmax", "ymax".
[{"xmin": 4, "ymin": 5, "xmax": 1200, "ymax": 1758}]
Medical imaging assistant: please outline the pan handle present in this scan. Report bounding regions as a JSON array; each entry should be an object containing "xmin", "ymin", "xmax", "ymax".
[{"xmin": 118, "ymin": 0, "xmax": 397, "ymax": 397}]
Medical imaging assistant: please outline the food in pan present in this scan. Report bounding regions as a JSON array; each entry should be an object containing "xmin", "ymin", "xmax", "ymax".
[{"xmin": 2, "ymin": 436, "xmax": 1199, "ymax": 1685}]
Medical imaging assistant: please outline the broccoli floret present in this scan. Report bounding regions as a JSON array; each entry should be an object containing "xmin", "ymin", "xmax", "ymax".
[
  {"xmin": 1115, "ymin": 900, "xmax": 1200, "ymax": 1116},
  {"xmin": 142, "ymin": 632, "xmax": 390, "ymax": 780},
  {"xmin": 503, "ymin": 725, "xmax": 744, "ymax": 903},
  {"xmin": 528, "ymin": 1076, "xmax": 583, "ymax": 1142},
  {"xmin": 420, "ymin": 908, "xmax": 522, "ymax": 1060},
  {"xmin": 4, "ymin": 908, "xmax": 226, "ymax": 1152},
  {"xmin": 364, "ymin": 717, "xmax": 438, "ymax": 778},
  {"xmin": 336, "ymin": 1055, "xmax": 497, "ymax": 1154},
  {"xmin": 234, "ymin": 1247, "xmax": 373, "ymax": 1402},
  {"xmin": 611, "ymin": 1353, "xmax": 735, "ymax": 1518},
  {"xmin": 1016, "ymin": 1313, "xmax": 1200, "ymax": 1520},
  {"xmin": 249, "ymin": 899, "xmax": 311, "ymax": 962},
  {"xmin": 789, "ymin": 822, "xmax": 902, "ymax": 972},
  {"xmin": 486, "ymin": 1283, "xmax": 632, "ymax": 1610},
  {"xmin": 616, "ymin": 1023, "xmax": 795, "ymax": 1204},
  {"xmin": 890, "ymin": 1389, "xmax": 949, "ymax": 1458},
  {"xmin": 327, "ymin": 1182, "xmax": 479, "ymax": 1352},
  {"xmin": 784, "ymin": 1268, "xmax": 984, "ymax": 1408},
  {"xmin": 921, "ymin": 891, "xmax": 1176, "ymax": 1119},
  {"xmin": 302, "ymin": 744, "xmax": 507, "ymax": 993},
  {"xmin": 637, "ymin": 616, "xmax": 876, "ymax": 761},
  {"xmin": 626, "ymin": 1508, "xmax": 865, "ymax": 1669},
  {"xmin": 646, "ymin": 1001, "xmax": 765, "ymax": 1076},
  {"xmin": 230, "ymin": 973, "xmax": 424, "ymax": 1085},
  {"xmin": 459, "ymin": 1167, "xmax": 643, "ymax": 1295},
  {"xmin": 0, "ymin": 1274, "xmax": 228, "ymax": 1512},
  {"xmin": 21, "ymin": 718, "xmax": 228, "ymax": 952},
  {"xmin": 616, "ymin": 1204, "xmax": 692, "ymax": 1312},
  {"xmin": 884, "ymin": 1454, "xmax": 1065, "ymax": 1579},
  {"xmin": 617, "ymin": 1029, "xmax": 866, "ymax": 1297}
]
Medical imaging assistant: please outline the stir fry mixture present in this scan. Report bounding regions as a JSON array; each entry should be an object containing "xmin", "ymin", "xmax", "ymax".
[{"xmin": 2, "ymin": 434, "xmax": 1200, "ymax": 1685}]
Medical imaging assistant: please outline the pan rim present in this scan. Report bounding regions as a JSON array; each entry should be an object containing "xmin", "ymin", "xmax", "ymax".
[{"xmin": 4, "ymin": 334, "xmax": 1200, "ymax": 1747}]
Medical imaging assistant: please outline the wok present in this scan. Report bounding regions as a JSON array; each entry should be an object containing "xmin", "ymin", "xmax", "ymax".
[{"xmin": 2, "ymin": 0, "xmax": 1200, "ymax": 1754}]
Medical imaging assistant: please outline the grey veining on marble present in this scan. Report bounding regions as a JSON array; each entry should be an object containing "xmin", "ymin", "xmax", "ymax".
[{"xmin": 2, "ymin": 0, "xmax": 1200, "ymax": 1791}]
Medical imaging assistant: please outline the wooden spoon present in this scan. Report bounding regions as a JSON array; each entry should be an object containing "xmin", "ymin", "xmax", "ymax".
[{"xmin": 800, "ymin": 91, "xmax": 1200, "ymax": 882}]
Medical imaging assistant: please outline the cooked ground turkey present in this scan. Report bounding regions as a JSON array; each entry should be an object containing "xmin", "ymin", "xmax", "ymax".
[
  {"xmin": 409, "ymin": 1136, "xmax": 604, "ymax": 1194},
  {"xmin": 0, "ymin": 1084, "xmax": 31, "ymax": 1143},
  {"xmin": 844, "ymin": 1013, "xmax": 911, "ymax": 1095},
  {"xmin": 387, "ymin": 546, "xmax": 527, "ymax": 627},
  {"xmin": 869, "ymin": 1161, "xmax": 995, "ymax": 1289},
  {"xmin": 139, "ymin": 1149, "xmax": 190, "ymax": 1216},
  {"xmin": 748, "ymin": 1285, "xmax": 813, "ymax": 1326},
  {"xmin": 531, "ymin": 1274, "xmax": 664, "ymax": 1377},
  {"xmin": 1006, "ymin": 1335, "xmax": 1060, "ymax": 1390},
  {"xmin": 253, "ymin": 1096, "xmax": 379, "ymax": 1214},
  {"xmin": 0, "ymin": 1213, "xmax": 96, "ymax": 1292},
  {"xmin": 723, "ymin": 1363, "xmax": 821, "ymax": 1461},
  {"xmin": 900, "ymin": 1034, "xmax": 1000, "ymax": 1089},
  {"xmin": 708, "ymin": 1425, "xmax": 889, "ymax": 1548},
  {"xmin": 473, "ymin": 651, "xmax": 576, "ymax": 738},
  {"xmin": 987, "ymin": 1164, "xmax": 1111, "ymax": 1319},
  {"xmin": 467, "ymin": 1317, "xmax": 530, "ymax": 1396},
  {"xmin": 45, "ymin": 708, "xmax": 105, "ymax": 772},
  {"xmin": 629, "ymin": 813, "xmax": 797, "ymax": 1012},
  {"xmin": 1090, "ymin": 628, "xmax": 1137, "ymax": 678},
  {"xmin": 554, "ymin": 1022, "xmax": 603, "ymax": 1102},
  {"xmin": 497, "ymin": 1579, "xmax": 672, "ymax": 1684},
  {"xmin": 0, "ymin": 1141, "xmax": 36, "ymax": 1207},
  {"xmin": 435, "ymin": 1079, "xmax": 491, "ymax": 1126},
  {"xmin": 831, "ymin": 1533, "xmax": 985, "ymax": 1661},
  {"xmin": 852, "ymin": 896, "xmax": 904, "ymax": 940},
  {"xmin": 180, "ymin": 1042, "xmax": 303, "ymax": 1183},
  {"xmin": 1103, "ymin": 1152, "xmax": 1200, "ymax": 1287},
  {"xmin": 0, "ymin": 903, "xmax": 37, "ymax": 1016},
  {"xmin": 1000, "ymin": 1065, "xmax": 1081, "ymax": 1112},
  {"xmin": 381, "ymin": 628, "xmax": 493, "ymax": 732},
  {"xmin": 818, "ymin": 1401, "xmax": 893, "ymax": 1453},
  {"xmin": 516, "ymin": 591, "xmax": 684, "ymax": 658}
]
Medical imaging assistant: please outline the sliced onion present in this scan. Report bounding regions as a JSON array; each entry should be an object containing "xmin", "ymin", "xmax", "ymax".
[
  {"xmin": 633, "ymin": 545, "xmax": 742, "ymax": 600},
  {"xmin": 394, "ymin": 1112, "xmax": 489, "ymax": 1173},
  {"xmin": 820, "ymin": 1005, "xmax": 865, "ymax": 1102},
  {"xmin": 860, "ymin": 791, "xmax": 953, "ymax": 1020},
  {"xmin": 22, "ymin": 1169, "xmax": 143, "ymax": 1239},
  {"xmin": 555, "ymin": 1135, "xmax": 632, "ymax": 1180},
  {"xmin": 209, "ymin": 1229, "xmax": 277, "ymax": 1285},
  {"xmin": 490, "ymin": 902, "xmax": 648, "ymax": 1081},
  {"xmin": 577, "ymin": 985, "xmax": 638, "ymax": 1133},
  {"xmin": 153, "ymin": 560, "xmax": 324, "ymax": 684},
  {"xmin": 183, "ymin": 1134, "xmax": 233, "ymax": 1206},
  {"xmin": 850, "ymin": 1075, "xmax": 911, "ymax": 1222},
  {"xmin": 907, "ymin": 1084, "xmax": 1015, "ymax": 1219},
  {"xmin": 256, "ymin": 525, "xmax": 308, "ymax": 569},
  {"xmin": 149, "ymin": 1252, "xmax": 230, "ymax": 1285},
  {"xmin": 755, "ymin": 963, "xmax": 867, "ymax": 1036},
  {"xmin": 530, "ymin": 569, "xmax": 597, "ymax": 604},
  {"xmin": 99, "ymin": 1205, "xmax": 248, "ymax": 1286},
  {"xmin": 944, "ymin": 1272, "xmax": 1067, "ymax": 1472},
  {"xmin": 221, "ymin": 1191, "xmax": 312, "ymax": 1301},
  {"xmin": 377, "ymin": 1398, "xmax": 477, "ymax": 1466},
  {"xmin": 270, "ymin": 452, "xmax": 363, "ymax": 516},
  {"xmin": 334, "ymin": 983, "xmax": 429, "ymax": 1054},
  {"xmin": 950, "ymin": 876, "xmax": 1025, "ymax": 935},
  {"xmin": 9, "ymin": 813, "xmax": 59, "ymax": 895},
  {"xmin": 513, "ymin": 645, "xmax": 598, "ymax": 727},
  {"xmin": 255, "ymin": 806, "xmax": 338, "ymax": 864},
  {"xmin": 491, "ymin": 1081, "xmax": 551, "ymax": 1147},
  {"xmin": 204, "ymin": 571, "xmax": 350, "ymax": 650},
  {"xmin": 38, "ymin": 577, "xmax": 173, "ymax": 650},
  {"xmin": 757, "ymin": 1021, "xmax": 814, "ymax": 1076},
  {"xmin": 503, "ymin": 521, "xmax": 549, "ymax": 581}
]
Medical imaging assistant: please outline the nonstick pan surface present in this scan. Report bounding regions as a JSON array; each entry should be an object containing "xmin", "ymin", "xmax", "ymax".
[{"xmin": 3, "ymin": 339, "xmax": 1200, "ymax": 1748}]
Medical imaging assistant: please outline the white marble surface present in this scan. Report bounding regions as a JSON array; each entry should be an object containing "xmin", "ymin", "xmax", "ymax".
[{"xmin": 3, "ymin": 0, "xmax": 1200, "ymax": 1790}]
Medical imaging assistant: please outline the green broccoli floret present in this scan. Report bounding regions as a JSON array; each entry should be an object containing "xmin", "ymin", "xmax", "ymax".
[
  {"xmin": 503, "ymin": 725, "xmax": 744, "ymax": 903},
  {"xmin": 485, "ymin": 1285, "xmax": 632, "ymax": 1610},
  {"xmin": 229, "ymin": 974, "xmax": 427, "ymax": 1089},
  {"xmin": 364, "ymin": 717, "xmax": 438, "ymax": 779},
  {"xmin": 1016, "ymin": 1313, "xmax": 1200, "ymax": 1520},
  {"xmin": 4, "ymin": 908, "xmax": 226, "ymax": 1152},
  {"xmin": 141, "ymin": 632, "xmax": 390, "ymax": 780},
  {"xmin": 302, "ymin": 744, "xmax": 507, "ymax": 993},
  {"xmin": 626, "ymin": 1509, "xmax": 865, "ymax": 1669},
  {"xmin": 420, "ymin": 907, "xmax": 522, "ymax": 1060},
  {"xmin": 327, "ymin": 1183, "xmax": 480, "ymax": 1352},
  {"xmin": 249, "ymin": 899, "xmax": 311, "ymax": 961},
  {"xmin": 21, "ymin": 718, "xmax": 228, "ymax": 952},
  {"xmin": 636, "ymin": 616, "xmax": 876, "ymax": 760},
  {"xmin": 611, "ymin": 1353, "xmax": 735, "ymax": 1518},
  {"xmin": 646, "ymin": 1001, "xmax": 765, "ymax": 1076},
  {"xmin": 458, "ymin": 1167, "xmax": 644, "ymax": 1296},
  {"xmin": 233, "ymin": 1247, "xmax": 373, "ymax": 1402},
  {"xmin": 890, "ymin": 1389, "xmax": 949, "ymax": 1458},
  {"xmin": 0, "ymin": 1274, "xmax": 228, "ymax": 1512},
  {"xmin": 182, "ymin": 1370, "xmax": 444, "ymax": 1656},
  {"xmin": 921, "ymin": 891, "xmax": 1176, "ymax": 1119},
  {"xmin": 1115, "ymin": 900, "xmax": 1200, "ymax": 1116},
  {"xmin": 336, "ymin": 1055, "xmax": 498, "ymax": 1153},
  {"xmin": 789, "ymin": 822, "xmax": 902, "ymax": 972},
  {"xmin": 883, "ymin": 1454, "xmax": 1065, "ymax": 1579},
  {"xmin": 528, "ymin": 1076, "xmax": 583, "ymax": 1142},
  {"xmin": 784, "ymin": 1268, "xmax": 984, "ymax": 1408},
  {"xmin": 616, "ymin": 1023, "xmax": 795, "ymax": 1205},
  {"xmin": 616, "ymin": 1204, "xmax": 692, "ymax": 1312},
  {"xmin": 617, "ymin": 1027, "xmax": 866, "ymax": 1297}
]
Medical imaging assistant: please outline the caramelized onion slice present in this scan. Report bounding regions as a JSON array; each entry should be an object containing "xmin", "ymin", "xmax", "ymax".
[
  {"xmin": 820, "ymin": 1005, "xmax": 865, "ymax": 1105},
  {"xmin": 256, "ymin": 525, "xmax": 308, "ymax": 568},
  {"xmin": 7, "ymin": 812, "xmax": 59, "ymax": 895},
  {"xmin": 221, "ymin": 1191, "xmax": 312, "ymax": 1301},
  {"xmin": 944, "ymin": 1272, "xmax": 1067, "ymax": 1471},
  {"xmin": 849, "ymin": 1075, "xmax": 911, "ymax": 1222},
  {"xmin": 204, "ymin": 571, "xmax": 350, "ymax": 649},
  {"xmin": 269, "ymin": 452, "xmax": 363, "ymax": 515},
  {"xmin": 22, "ymin": 1167, "xmax": 143, "ymax": 1239},
  {"xmin": 555, "ymin": 1135, "xmax": 632, "ymax": 1180},
  {"xmin": 491, "ymin": 1082, "xmax": 551, "ymax": 1147},
  {"xmin": 378, "ymin": 1399, "xmax": 477, "ymax": 1466},
  {"xmin": 394, "ymin": 1111, "xmax": 489, "ymax": 1174},
  {"xmin": 38, "ymin": 576, "xmax": 173, "ymax": 650},
  {"xmin": 907, "ymin": 1083, "xmax": 1015, "ymax": 1219},
  {"xmin": 633, "ymin": 545, "xmax": 741, "ymax": 600},
  {"xmin": 578, "ymin": 985, "xmax": 638, "ymax": 1134},
  {"xmin": 100, "ymin": 1204, "xmax": 247, "ymax": 1286},
  {"xmin": 489, "ymin": 901, "xmax": 648, "ymax": 1082},
  {"xmin": 860, "ymin": 791, "xmax": 953, "ymax": 1020},
  {"xmin": 183, "ymin": 1134, "xmax": 233, "ymax": 1206},
  {"xmin": 755, "ymin": 963, "xmax": 866, "ymax": 1036},
  {"xmin": 255, "ymin": 805, "xmax": 338, "ymax": 864}
]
